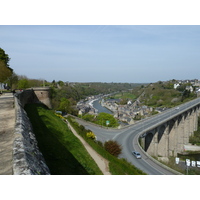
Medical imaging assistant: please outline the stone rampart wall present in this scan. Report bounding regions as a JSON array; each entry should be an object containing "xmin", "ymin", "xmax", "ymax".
[
  {"xmin": 32, "ymin": 87, "xmax": 52, "ymax": 109},
  {"xmin": 15, "ymin": 89, "xmax": 37, "ymax": 108},
  {"xmin": 13, "ymin": 92, "xmax": 50, "ymax": 175}
]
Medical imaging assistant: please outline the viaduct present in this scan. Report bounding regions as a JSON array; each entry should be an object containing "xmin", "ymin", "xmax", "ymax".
[
  {"xmin": 139, "ymin": 97, "xmax": 200, "ymax": 162},
  {"xmin": 13, "ymin": 87, "xmax": 200, "ymax": 174}
]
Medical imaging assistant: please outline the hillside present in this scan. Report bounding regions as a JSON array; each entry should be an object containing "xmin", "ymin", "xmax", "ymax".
[
  {"xmin": 50, "ymin": 82, "xmax": 143, "ymax": 112},
  {"xmin": 137, "ymin": 81, "xmax": 196, "ymax": 108}
]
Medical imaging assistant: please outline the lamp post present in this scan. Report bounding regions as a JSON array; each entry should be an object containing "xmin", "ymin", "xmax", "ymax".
[{"xmin": 186, "ymin": 159, "xmax": 190, "ymax": 175}]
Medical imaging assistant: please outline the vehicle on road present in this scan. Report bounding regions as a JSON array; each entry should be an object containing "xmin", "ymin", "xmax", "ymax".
[{"xmin": 132, "ymin": 151, "xmax": 141, "ymax": 159}]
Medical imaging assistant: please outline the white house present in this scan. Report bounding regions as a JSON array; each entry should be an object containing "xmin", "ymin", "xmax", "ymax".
[
  {"xmin": 174, "ymin": 83, "xmax": 180, "ymax": 89},
  {"xmin": 186, "ymin": 86, "xmax": 193, "ymax": 92},
  {"xmin": 127, "ymin": 100, "xmax": 132, "ymax": 105}
]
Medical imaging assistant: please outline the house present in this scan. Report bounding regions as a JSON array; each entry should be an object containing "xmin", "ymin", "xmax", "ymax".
[
  {"xmin": 127, "ymin": 100, "xmax": 132, "ymax": 105},
  {"xmin": 123, "ymin": 117, "xmax": 134, "ymax": 125},
  {"xmin": 174, "ymin": 83, "xmax": 180, "ymax": 89},
  {"xmin": 186, "ymin": 86, "xmax": 193, "ymax": 92}
]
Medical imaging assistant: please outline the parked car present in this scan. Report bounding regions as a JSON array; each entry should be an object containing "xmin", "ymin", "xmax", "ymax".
[{"xmin": 132, "ymin": 151, "xmax": 141, "ymax": 159}]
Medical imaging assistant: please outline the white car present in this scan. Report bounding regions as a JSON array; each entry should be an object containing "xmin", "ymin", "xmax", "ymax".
[{"xmin": 132, "ymin": 151, "xmax": 141, "ymax": 159}]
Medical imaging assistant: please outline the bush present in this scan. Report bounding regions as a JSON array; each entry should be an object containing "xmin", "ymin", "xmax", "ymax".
[
  {"xmin": 82, "ymin": 114, "xmax": 95, "ymax": 122},
  {"xmin": 104, "ymin": 140, "xmax": 122, "ymax": 157},
  {"xmin": 86, "ymin": 131, "xmax": 96, "ymax": 140}
]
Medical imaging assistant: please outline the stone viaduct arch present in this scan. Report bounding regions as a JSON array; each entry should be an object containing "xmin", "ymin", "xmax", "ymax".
[{"xmin": 142, "ymin": 105, "xmax": 200, "ymax": 162}]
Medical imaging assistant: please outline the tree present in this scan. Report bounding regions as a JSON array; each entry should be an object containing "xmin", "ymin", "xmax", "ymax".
[
  {"xmin": 0, "ymin": 60, "xmax": 12, "ymax": 83},
  {"xmin": 104, "ymin": 140, "xmax": 122, "ymax": 157},
  {"xmin": 0, "ymin": 48, "xmax": 10, "ymax": 67},
  {"xmin": 58, "ymin": 98, "xmax": 71, "ymax": 114},
  {"xmin": 7, "ymin": 72, "xmax": 19, "ymax": 89},
  {"xmin": 52, "ymin": 80, "xmax": 56, "ymax": 87},
  {"xmin": 0, "ymin": 48, "xmax": 13, "ymax": 84},
  {"xmin": 82, "ymin": 114, "xmax": 95, "ymax": 121},
  {"xmin": 181, "ymin": 89, "xmax": 193, "ymax": 102},
  {"xmin": 18, "ymin": 78, "xmax": 30, "ymax": 89},
  {"xmin": 96, "ymin": 112, "xmax": 119, "ymax": 127},
  {"xmin": 58, "ymin": 80, "xmax": 64, "ymax": 87}
]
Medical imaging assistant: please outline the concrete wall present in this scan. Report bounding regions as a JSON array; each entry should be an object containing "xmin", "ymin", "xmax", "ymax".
[{"xmin": 13, "ymin": 89, "xmax": 51, "ymax": 175}]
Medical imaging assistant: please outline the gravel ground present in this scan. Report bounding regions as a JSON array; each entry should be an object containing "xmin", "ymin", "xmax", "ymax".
[{"xmin": 0, "ymin": 93, "xmax": 15, "ymax": 175}]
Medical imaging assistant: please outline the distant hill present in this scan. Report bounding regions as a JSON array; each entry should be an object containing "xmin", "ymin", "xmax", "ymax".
[{"xmin": 137, "ymin": 81, "xmax": 196, "ymax": 108}]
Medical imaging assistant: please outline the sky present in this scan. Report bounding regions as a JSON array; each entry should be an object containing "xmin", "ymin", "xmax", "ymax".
[
  {"xmin": 1, "ymin": 0, "xmax": 200, "ymax": 197},
  {"xmin": 1, "ymin": 25, "xmax": 200, "ymax": 83}
]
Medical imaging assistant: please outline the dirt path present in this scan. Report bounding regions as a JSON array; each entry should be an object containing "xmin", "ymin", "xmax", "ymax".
[
  {"xmin": 0, "ymin": 93, "xmax": 15, "ymax": 175},
  {"xmin": 66, "ymin": 120, "xmax": 111, "ymax": 175}
]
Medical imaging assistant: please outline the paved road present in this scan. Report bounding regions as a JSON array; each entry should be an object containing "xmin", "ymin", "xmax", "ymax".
[
  {"xmin": 75, "ymin": 97, "xmax": 200, "ymax": 175},
  {"xmin": 0, "ymin": 93, "xmax": 15, "ymax": 175},
  {"xmin": 76, "ymin": 119, "xmax": 174, "ymax": 175}
]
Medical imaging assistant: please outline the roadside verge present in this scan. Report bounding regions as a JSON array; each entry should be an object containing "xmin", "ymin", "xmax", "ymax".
[{"xmin": 66, "ymin": 120, "xmax": 111, "ymax": 175}]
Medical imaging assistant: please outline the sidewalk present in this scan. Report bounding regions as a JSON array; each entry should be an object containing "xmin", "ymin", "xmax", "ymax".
[
  {"xmin": 66, "ymin": 120, "xmax": 111, "ymax": 175},
  {"xmin": 0, "ymin": 93, "xmax": 15, "ymax": 175}
]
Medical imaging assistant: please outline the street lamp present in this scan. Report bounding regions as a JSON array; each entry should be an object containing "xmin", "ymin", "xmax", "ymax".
[{"xmin": 186, "ymin": 159, "xmax": 190, "ymax": 175}]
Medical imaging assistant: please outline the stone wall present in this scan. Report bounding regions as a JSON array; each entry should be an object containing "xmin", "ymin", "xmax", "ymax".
[
  {"xmin": 15, "ymin": 87, "xmax": 52, "ymax": 109},
  {"xmin": 15, "ymin": 89, "xmax": 38, "ymax": 108},
  {"xmin": 32, "ymin": 87, "xmax": 52, "ymax": 109},
  {"xmin": 13, "ymin": 92, "xmax": 50, "ymax": 175}
]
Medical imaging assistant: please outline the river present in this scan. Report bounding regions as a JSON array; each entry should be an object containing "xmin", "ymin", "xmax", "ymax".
[
  {"xmin": 92, "ymin": 99, "xmax": 113, "ymax": 114},
  {"xmin": 92, "ymin": 99, "xmax": 128, "ymax": 126}
]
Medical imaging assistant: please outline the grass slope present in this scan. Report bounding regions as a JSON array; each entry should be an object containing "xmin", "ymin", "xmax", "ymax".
[
  {"xmin": 67, "ymin": 117, "xmax": 146, "ymax": 175},
  {"xmin": 25, "ymin": 104, "xmax": 103, "ymax": 175}
]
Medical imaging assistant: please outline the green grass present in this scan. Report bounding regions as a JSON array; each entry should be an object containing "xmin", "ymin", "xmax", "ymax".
[
  {"xmin": 25, "ymin": 104, "xmax": 103, "ymax": 175},
  {"xmin": 67, "ymin": 116, "xmax": 146, "ymax": 175}
]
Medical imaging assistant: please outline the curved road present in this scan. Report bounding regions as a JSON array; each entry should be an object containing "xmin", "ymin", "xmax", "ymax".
[{"xmin": 75, "ymin": 97, "xmax": 200, "ymax": 175}]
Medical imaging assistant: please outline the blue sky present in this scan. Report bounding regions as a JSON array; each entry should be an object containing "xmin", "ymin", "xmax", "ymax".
[{"xmin": 1, "ymin": 25, "xmax": 200, "ymax": 83}]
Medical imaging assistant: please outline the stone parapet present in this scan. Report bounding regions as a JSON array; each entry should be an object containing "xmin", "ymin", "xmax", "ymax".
[{"xmin": 13, "ymin": 95, "xmax": 50, "ymax": 175}]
